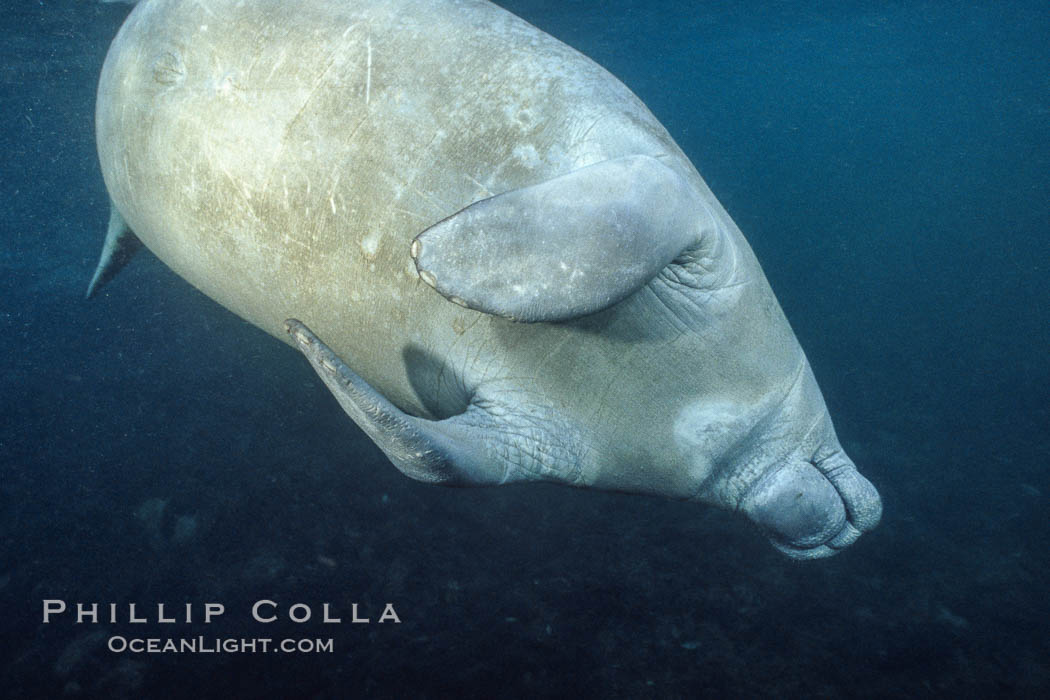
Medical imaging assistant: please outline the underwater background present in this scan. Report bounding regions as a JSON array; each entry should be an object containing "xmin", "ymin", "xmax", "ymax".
[{"xmin": 1, "ymin": 0, "xmax": 1047, "ymax": 697}]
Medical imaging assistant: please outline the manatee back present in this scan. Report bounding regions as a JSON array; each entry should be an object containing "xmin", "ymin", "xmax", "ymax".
[{"xmin": 96, "ymin": 0, "xmax": 690, "ymax": 411}]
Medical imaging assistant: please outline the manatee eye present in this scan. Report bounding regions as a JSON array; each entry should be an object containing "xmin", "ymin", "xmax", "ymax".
[{"xmin": 152, "ymin": 51, "xmax": 185, "ymax": 86}]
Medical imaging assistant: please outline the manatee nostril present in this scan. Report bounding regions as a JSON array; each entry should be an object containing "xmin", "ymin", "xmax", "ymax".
[{"xmin": 743, "ymin": 461, "xmax": 847, "ymax": 550}]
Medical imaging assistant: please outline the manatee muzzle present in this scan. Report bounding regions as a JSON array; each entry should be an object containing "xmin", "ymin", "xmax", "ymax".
[{"xmin": 741, "ymin": 456, "xmax": 880, "ymax": 559}]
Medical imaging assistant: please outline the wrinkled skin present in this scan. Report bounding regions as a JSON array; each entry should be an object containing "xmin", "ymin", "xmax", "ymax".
[{"xmin": 95, "ymin": 0, "xmax": 881, "ymax": 558}]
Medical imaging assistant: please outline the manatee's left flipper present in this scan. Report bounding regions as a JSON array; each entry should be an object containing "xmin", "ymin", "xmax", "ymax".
[
  {"xmin": 86, "ymin": 200, "xmax": 143, "ymax": 299},
  {"xmin": 411, "ymin": 155, "xmax": 711, "ymax": 322},
  {"xmin": 285, "ymin": 320, "xmax": 585, "ymax": 487}
]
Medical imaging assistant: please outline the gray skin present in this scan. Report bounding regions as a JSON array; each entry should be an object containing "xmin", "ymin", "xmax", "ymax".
[{"xmin": 93, "ymin": 0, "xmax": 881, "ymax": 558}]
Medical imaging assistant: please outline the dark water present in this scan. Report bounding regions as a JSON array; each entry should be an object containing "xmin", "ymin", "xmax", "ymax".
[{"xmin": 1, "ymin": 0, "xmax": 1047, "ymax": 697}]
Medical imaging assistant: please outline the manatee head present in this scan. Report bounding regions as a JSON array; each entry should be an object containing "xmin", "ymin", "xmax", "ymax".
[
  {"xmin": 673, "ymin": 360, "xmax": 882, "ymax": 559},
  {"xmin": 741, "ymin": 450, "xmax": 882, "ymax": 559}
]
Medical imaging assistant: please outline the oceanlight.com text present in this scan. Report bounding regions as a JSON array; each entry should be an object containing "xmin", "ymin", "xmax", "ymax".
[{"xmin": 107, "ymin": 636, "xmax": 334, "ymax": 654}]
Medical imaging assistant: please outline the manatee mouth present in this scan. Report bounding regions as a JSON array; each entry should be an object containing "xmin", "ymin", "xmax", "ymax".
[{"xmin": 741, "ymin": 455, "xmax": 882, "ymax": 559}]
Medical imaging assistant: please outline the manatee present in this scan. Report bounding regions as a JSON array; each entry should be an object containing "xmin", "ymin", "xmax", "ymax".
[{"xmin": 91, "ymin": 0, "xmax": 881, "ymax": 558}]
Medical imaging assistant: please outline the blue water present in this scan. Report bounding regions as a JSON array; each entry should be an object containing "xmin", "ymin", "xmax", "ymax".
[{"xmin": 1, "ymin": 0, "xmax": 1047, "ymax": 697}]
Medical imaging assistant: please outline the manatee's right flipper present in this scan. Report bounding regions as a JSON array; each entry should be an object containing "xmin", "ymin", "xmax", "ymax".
[
  {"xmin": 86, "ymin": 201, "xmax": 143, "ymax": 299},
  {"xmin": 285, "ymin": 320, "xmax": 586, "ymax": 487},
  {"xmin": 411, "ymin": 155, "xmax": 712, "ymax": 322}
]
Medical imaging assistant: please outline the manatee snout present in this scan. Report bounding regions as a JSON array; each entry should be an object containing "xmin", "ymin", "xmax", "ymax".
[{"xmin": 742, "ymin": 456, "xmax": 881, "ymax": 559}]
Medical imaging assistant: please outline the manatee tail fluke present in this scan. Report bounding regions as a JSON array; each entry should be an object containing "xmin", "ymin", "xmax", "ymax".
[{"xmin": 86, "ymin": 201, "xmax": 143, "ymax": 299}]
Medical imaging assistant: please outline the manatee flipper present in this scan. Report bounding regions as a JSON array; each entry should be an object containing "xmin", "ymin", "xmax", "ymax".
[
  {"xmin": 410, "ymin": 155, "xmax": 711, "ymax": 322},
  {"xmin": 86, "ymin": 201, "xmax": 143, "ymax": 299},
  {"xmin": 285, "ymin": 320, "xmax": 585, "ymax": 487}
]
